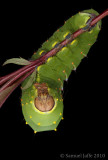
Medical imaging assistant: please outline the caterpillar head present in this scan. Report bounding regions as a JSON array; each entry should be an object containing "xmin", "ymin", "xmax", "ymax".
[{"xmin": 34, "ymin": 83, "xmax": 55, "ymax": 112}]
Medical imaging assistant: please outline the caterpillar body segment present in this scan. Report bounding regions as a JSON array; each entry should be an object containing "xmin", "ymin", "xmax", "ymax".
[{"xmin": 21, "ymin": 82, "xmax": 63, "ymax": 132}]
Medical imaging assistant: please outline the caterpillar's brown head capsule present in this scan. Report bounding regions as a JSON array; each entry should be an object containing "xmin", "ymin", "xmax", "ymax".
[{"xmin": 34, "ymin": 83, "xmax": 55, "ymax": 112}]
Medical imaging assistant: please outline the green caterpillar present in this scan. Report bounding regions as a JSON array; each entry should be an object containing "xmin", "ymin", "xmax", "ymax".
[{"xmin": 20, "ymin": 9, "xmax": 101, "ymax": 133}]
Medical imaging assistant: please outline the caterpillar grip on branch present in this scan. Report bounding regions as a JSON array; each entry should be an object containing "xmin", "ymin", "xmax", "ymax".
[{"xmin": 0, "ymin": 9, "xmax": 108, "ymax": 133}]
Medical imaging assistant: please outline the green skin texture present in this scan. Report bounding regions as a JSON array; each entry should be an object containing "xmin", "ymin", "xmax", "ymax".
[{"xmin": 21, "ymin": 9, "xmax": 101, "ymax": 132}]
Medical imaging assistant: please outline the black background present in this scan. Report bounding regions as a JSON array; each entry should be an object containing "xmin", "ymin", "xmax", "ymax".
[{"xmin": 0, "ymin": 1, "xmax": 107, "ymax": 159}]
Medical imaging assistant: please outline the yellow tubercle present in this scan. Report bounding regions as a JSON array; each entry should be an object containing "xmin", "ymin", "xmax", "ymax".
[
  {"xmin": 30, "ymin": 101, "xmax": 33, "ymax": 104},
  {"xmin": 53, "ymin": 121, "xmax": 56, "ymax": 124},
  {"xmin": 52, "ymin": 41, "xmax": 58, "ymax": 48},
  {"xmin": 70, "ymin": 39, "xmax": 77, "ymax": 45},
  {"xmin": 63, "ymin": 31, "xmax": 70, "ymax": 38},
  {"xmin": 54, "ymin": 129, "xmax": 57, "ymax": 131},
  {"xmin": 34, "ymin": 131, "xmax": 37, "ymax": 134},
  {"xmin": 47, "ymin": 57, "xmax": 53, "ymax": 63},
  {"xmin": 61, "ymin": 47, "xmax": 66, "ymax": 51},
  {"xmin": 79, "ymin": 24, "xmax": 86, "ymax": 29},
  {"xmin": 37, "ymin": 66, "xmax": 41, "ymax": 72},
  {"xmin": 37, "ymin": 123, "xmax": 40, "ymax": 126},
  {"xmin": 39, "ymin": 50, "xmax": 44, "ymax": 55}
]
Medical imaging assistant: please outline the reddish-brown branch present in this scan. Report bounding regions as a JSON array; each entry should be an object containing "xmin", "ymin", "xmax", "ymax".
[
  {"xmin": 0, "ymin": 65, "xmax": 35, "ymax": 92},
  {"xmin": 0, "ymin": 68, "xmax": 35, "ymax": 108},
  {"xmin": 0, "ymin": 9, "xmax": 108, "ymax": 108},
  {"xmin": 91, "ymin": 9, "xmax": 108, "ymax": 26},
  {"xmin": 0, "ymin": 60, "xmax": 39, "ymax": 85}
]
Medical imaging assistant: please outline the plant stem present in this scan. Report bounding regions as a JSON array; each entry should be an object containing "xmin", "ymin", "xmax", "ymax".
[
  {"xmin": 0, "ymin": 68, "xmax": 35, "ymax": 108},
  {"xmin": 91, "ymin": 9, "xmax": 108, "ymax": 26}
]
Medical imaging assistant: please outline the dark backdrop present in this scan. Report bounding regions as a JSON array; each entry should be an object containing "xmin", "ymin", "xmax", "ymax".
[{"xmin": 0, "ymin": 1, "xmax": 107, "ymax": 159}]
